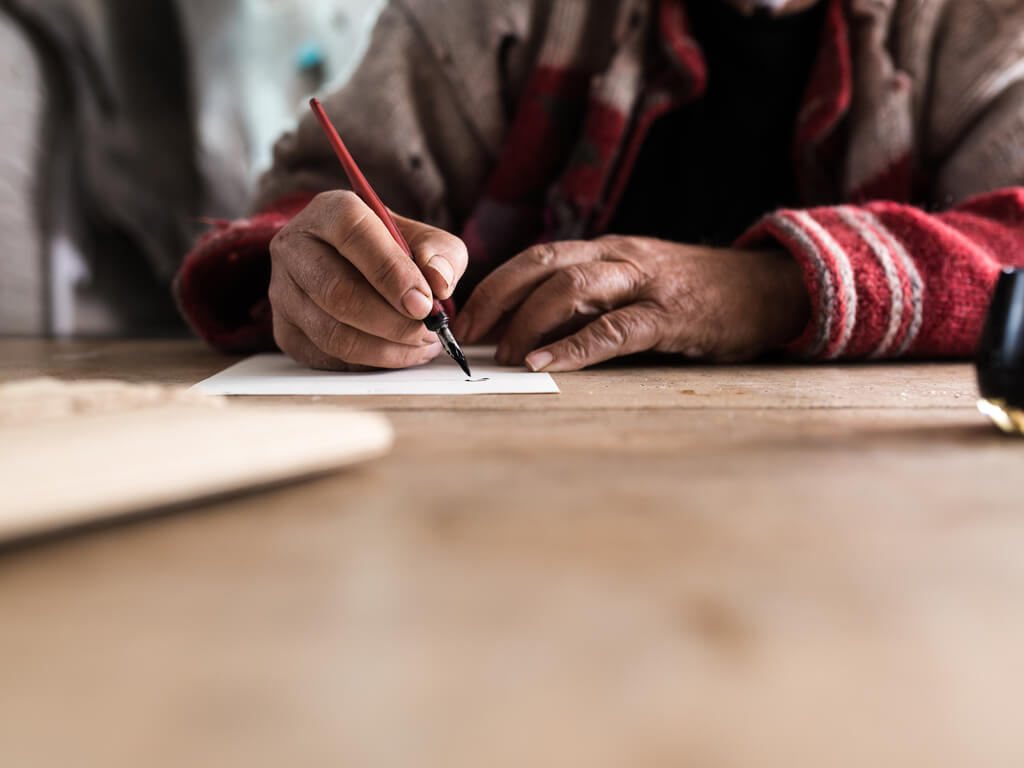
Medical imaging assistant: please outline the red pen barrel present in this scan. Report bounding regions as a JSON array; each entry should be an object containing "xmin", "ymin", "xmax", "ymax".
[
  {"xmin": 309, "ymin": 98, "xmax": 415, "ymax": 259},
  {"xmin": 310, "ymin": 99, "xmax": 450, "ymax": 327}
]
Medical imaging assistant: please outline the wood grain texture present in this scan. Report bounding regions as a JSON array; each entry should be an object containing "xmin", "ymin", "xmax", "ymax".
[{"xmin": 0, "ymin": 340, "xmax": 1021, "ymax": 768}]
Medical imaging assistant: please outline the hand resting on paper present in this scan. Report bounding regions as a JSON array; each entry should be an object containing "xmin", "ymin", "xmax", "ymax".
[
  {"xmin": 269, "ymin": 190, "xmax": 468, "ymax": 370},
  {"xmin": 451, "ymin": 236, "xmax": 811, "ymax": 372}
]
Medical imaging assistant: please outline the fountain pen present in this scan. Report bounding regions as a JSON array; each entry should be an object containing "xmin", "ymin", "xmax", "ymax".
[{"xmin": 308, "ymin": 98, "xmax": 472, "ymax": 377}]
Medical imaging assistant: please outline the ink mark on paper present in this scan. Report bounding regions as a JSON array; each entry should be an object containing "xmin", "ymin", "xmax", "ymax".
[{"xmin": 466, "ymin": 377, "xmax": 491, "ymax": 383}]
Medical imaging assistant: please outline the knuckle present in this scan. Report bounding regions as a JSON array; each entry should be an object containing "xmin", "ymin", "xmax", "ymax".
[
  {"xmin": 269, "ymin": 226, "xmax": 296, "ymax": 262},
  {"xmin": 524, "ymin": 243, "xmax": 559, "ymax": 267},
  {"xmin": 370, "ymin": 254, "xmax": 409, "ymax": 295},
  {"xmin": 562, "ymin": 333, "xmax": 591, "ymax": 361},
  {"xmin": 307, "ymin": 191, "xmax": 346, "ymax": 233},
  {"xmin": 593, "ymin": 313, "xmax": 631, "ymax": 347},
  {"xmin": 331, "ymin": 197, "xmax": 372, "ymax": 249},
  {"xmin": 313, "ymin": 189, "xmax": 354, "ymax": 212},
  {"xmin": 333, "ymin": 189, "xmax": 364, "ymax": 220},
  {"xmin": 621, "ymin": 260, "xmax": 649, "ymax": 294},
  {"xmin": 554, "ymin": 264, "xmax": 590, "ymax": 296},
  {"xmin": 597, "ymin": 234, "xmax": 629, "ymax": 251},
  {"xmin": 323, "ymin": 322, "xmax": 359, "ymax": 362},
  {"xmin": 321, "ymin": 271, "xmax": 359, "ymax": 313},
  {"xmin": 311, "ymin": 190, "xmax": 334, "ymax": 207}
]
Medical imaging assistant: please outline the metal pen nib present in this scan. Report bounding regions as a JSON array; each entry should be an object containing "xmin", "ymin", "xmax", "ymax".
[
  {"xmin": 424, "ymin": 309, "xmax": 471, "ymax": 377},
  {"xmin": 436, "ymin": 325, "xmax": 472, "ymax": 378}
]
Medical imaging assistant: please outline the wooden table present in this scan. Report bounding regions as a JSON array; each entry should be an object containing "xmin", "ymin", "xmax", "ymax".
[{"xmin": 1, "ymin": 339, "xmax": 1022, "ymax": 767}]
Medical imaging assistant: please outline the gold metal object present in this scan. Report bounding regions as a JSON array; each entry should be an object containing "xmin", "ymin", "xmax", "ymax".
[{"xmin": 977, "ymin": 398, "xmax": 1024, "ymax": 436}]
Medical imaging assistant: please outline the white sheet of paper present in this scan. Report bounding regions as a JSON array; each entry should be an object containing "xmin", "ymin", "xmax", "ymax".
[{"xmin": 191, "ymin": 347, "xmax": 560, "ymax": 396}]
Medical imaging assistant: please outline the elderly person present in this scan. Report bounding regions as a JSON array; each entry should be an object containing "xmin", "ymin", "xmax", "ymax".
[{"xmin": 177, "ymin": 0, "xmax": 1024, "ymax": 372}]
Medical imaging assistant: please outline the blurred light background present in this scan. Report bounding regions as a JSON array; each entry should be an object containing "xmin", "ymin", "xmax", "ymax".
[
  {"xmin": 0, "ymin": 0, "xmax": 385, "ymax": 338},
  {"xmin": 184, "ymin": 0, "xmax": 386, "ymax": 186}
]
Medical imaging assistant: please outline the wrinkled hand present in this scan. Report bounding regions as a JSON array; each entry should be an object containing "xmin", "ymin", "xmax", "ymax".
[
  {"xmin": 269, "ymin": 190, "xmax": 468, "ymax": 370},
  {"xmin": 452, "ymin": 236, "xmax": 810, "ymax": 371}
]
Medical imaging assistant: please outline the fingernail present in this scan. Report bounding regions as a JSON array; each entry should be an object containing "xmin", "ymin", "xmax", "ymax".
[
  {"xmin": 426, "ymin": 256, "xmax": 454, "ymax": 291},
  {"xmin": 526, "ymin": 350, "xmax": 553, "ymax": 372},
  {"xmin": 402, "ymin": 288, "xmax": 433, "ymax": 319}
]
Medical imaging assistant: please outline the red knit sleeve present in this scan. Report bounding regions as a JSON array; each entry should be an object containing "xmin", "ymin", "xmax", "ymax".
[
  {"xmin": 736, "ymin": 188, "xmax": 1024, "ymax": 360},
  {"xmin": 175, "ymin": 193, "xmax": 457, "ymax": 353},
  {"xmin": 174, "ymin": 195, "xmax": 313, "ymax": 352}
]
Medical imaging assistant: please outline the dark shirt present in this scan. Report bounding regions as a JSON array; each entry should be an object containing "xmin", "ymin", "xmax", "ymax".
[{"xmin": 608, "ymin": 0, "xmax": 827, "ymax": 246}]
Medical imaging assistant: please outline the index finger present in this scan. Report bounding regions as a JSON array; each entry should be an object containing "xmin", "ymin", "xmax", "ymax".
[
  {"xmin": 525, "ymin": 305, "xmax": 661, "ymax": 373},
  {"xmin": 454, "ymin": 241, "xmax": 600, "ymax": 343},
  {"xmin": 314, "ymin": 191, "xmax": 436, "ymax": 320}
]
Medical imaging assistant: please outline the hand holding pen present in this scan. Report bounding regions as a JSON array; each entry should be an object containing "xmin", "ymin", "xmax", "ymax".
[{"xmin": 267, "ymin": 101, "xmax": 470, "ymax": 373}]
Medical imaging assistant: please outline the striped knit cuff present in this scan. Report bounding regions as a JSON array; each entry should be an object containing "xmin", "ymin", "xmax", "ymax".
[{"xmin": 738, "ymin": 206, "xmax": 924, "ymax": 360}]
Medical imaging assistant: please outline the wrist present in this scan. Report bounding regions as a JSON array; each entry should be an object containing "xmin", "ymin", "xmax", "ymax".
[
  {"xmin": 740, "ymin": 248, "xmax": 811, "ymax": 351},
  {"xmin": 769, "ymin": 249, "xmax": 811, "ymax": 346}
]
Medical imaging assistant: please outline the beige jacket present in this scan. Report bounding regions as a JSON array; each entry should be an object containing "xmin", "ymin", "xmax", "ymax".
[{"xmin": 254, "ymin": 0, "xmax": 1024, "ymax": 227}]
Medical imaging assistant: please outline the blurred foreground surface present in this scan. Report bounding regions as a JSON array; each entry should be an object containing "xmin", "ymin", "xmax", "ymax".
[{"xmin": 1, "ymin": 339, "xmax": 1022, "ymax": 767}]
